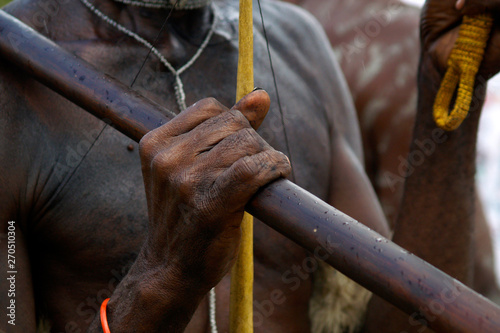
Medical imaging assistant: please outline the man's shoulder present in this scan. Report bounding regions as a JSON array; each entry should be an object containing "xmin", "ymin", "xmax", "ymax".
[
  {"xmin": 3, "ymin": 0, "xmax": 82, "ymax": 41},
  {"xmin": 255, "ymin": 0, "xmax": 330, "ymax": 50},
  {"xmin": 216, "ymin": 0, "xmax": 328, "ymax": 51},
  {"xmin": 250, "ymin": 0, "xmax": 341, "ymax": 87},
  {"xmin": 249, "ymin": 0, "xmax": 363, "ymax": 158},
  {"xmin": 3, "ymin": 0, "xmax": 49, "ymax": 27},
  {"xmin": 257, "ymin": 0, "xmax": 318, "ymax": 26}
]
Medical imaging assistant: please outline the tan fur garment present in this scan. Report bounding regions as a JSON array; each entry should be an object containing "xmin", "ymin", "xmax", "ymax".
[{"xmin": 309, "ymin": 260, "xmax": 372, "ymax": 333}]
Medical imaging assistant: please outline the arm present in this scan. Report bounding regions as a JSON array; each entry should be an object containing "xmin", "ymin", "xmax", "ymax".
[
  {"xmin": 327, "ymin": 133, "xmax": 390, "ymax": 238},
  {"xmin": 0, "ymin": 78, "xmax": 37, "ymax": 332},
  {"xmin": 363, "ymin": 1, "xmax": 500, "ymax": 331}
]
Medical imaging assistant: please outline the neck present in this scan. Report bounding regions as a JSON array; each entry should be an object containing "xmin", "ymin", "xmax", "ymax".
[
  {"xmin": 113, "ymin": 0, "xmax": 213, "ymax": 9},
  {"xmin": 86, "ymin": 0, "xmax": 213, "ymax": 45}
]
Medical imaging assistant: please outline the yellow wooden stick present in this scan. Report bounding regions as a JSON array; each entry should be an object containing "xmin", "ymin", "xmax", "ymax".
[
  {"xmin": 229, "ymin": 0, "xmax": 254, "ymax": 331},
  {"xmin": 433, "ymin": 14, "xmax": 493, "ymax": 131}
]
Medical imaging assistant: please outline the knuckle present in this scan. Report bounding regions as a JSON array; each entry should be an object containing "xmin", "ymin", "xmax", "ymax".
[
  {"xmin": 151, "ymin": 150, "xmax": 175, "ymax": 176},
  {"xmin": 198, "ymin": 97, "xmax": 219, "ymax": 107},
  {"xmin": 238, "ymin": 127, "xmax": 255, "ymax": 140},
  {"xmin": 257, "ymin": 150, "xmax": 274, "ymax": 167},
  {"xmin": 265, "ymin": 150, "xmax": 292, "ymax": 177},
  {"xmin": 230, "ymin": 150, "xmax": 288, "ymax": 185},
  {"xmin": 263, "ymin": 149, "xmax": 281, "ymax": 164},
  {"xmin": 139, "ymin": 126, "xmax": 175, "ymax": 160},
  {"xmin": 193, "ymin": 97, "xmax": 226, "ymax": 115},
  {"xmin": 237, "ymin": 128, "xmax": 264, "ymax": 149},
  {"xmin": 226, "ymin": 109, "xmax": 250, "ymax": 127},
  {"xmin": 204, "ymin": 110, "xmax": 249, "ymax": 134},
  {"xmin": 139, "ymin": 131, "xmax": 158, "ymax": 161},
  {"xmin": 275, "ymin": 151, "xmax": 292, "ymax": 172},
  {"xmin": 232, "ymin": 155, "xmax": 259, "ymax": 181},
  {"xmin": 270, "ymin": 150, "xmax": 288, "ymax": 163}
]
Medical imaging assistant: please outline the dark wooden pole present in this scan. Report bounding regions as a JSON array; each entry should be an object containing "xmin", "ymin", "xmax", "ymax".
[{"xmin": 1, "ymin": 10, "xmax": 499, "ymax": 332}]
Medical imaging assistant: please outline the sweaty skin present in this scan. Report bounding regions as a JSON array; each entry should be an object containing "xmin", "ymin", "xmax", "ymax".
[
  {"xmin": 290, "ymin": 0, "xmax": 500, "ymax": 300},
  {"xmin": 0, "ymin": 0, "xmax": 500, "ymax": 332}
]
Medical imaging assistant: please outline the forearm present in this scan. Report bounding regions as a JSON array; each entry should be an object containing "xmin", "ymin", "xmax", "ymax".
[
  {"xmin": 363, "ymin": 54, "xmax": 485, "ymax": 332},
  {"xmin": 392, "ymin": 54, "xmax": 483, "ymax": 280},
  {"xmin": 87, "ymin": 248, "xmax": 208, "ymax": 332}
]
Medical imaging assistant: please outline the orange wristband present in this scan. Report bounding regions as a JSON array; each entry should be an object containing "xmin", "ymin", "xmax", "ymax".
[{"xmin": 100, "ymin": 298, "xmax": 111, "ymax": 333}]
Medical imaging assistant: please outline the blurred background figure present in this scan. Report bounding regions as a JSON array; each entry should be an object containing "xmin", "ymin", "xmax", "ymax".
[{"xmin": 285, "ymin": 0, "xmax": 500, "ymax": 301}]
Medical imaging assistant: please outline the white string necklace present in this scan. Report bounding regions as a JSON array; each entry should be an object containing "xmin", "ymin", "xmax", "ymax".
[
  {"xmin": 80, "ymin": 1, "xmax": 220, "ymax": 331},
  {"xmin": 209, "ymin": 287, "xmax": 218, "ymax": 333},
  {"xmin": 79, "ymin": 0, "xmax": 218, "ymax": 111},
  {"xmin": 112, "ymin": 0, "xmax": 212, "ymax": 10}
]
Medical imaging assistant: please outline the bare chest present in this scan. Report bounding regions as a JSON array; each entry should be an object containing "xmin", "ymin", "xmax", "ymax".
[{"xmin": 26, "ymin": 38, "xmax": 331, "ymax": 331}]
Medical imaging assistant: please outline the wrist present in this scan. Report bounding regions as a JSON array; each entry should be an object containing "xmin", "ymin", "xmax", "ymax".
[
  {"xmin": 140, "ymin": 235, "xmax": 217, "ymax": 291},
  {"xmin": 104, "ymin": 249, "xmax": 209, "ymax": 332},
  {"xmin": 136, "ymin": 245, "xmax": 212, "ymax": 298}
]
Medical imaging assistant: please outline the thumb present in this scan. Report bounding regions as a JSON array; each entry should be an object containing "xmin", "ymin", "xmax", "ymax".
[{"xmin": 230, "ymin": 88, "xmax": 271, "ymax": 130}]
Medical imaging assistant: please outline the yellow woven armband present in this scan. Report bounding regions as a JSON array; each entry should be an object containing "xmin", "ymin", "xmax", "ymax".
[{"xmin": 433, "ymin": 14, "xmax": 493, "ymax": 131}]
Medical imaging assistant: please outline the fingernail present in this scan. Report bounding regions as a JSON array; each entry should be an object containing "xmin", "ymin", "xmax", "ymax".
[
  {"xmin": 252, "ymin": 87, "xmax": 263, "ymax": 92},
  {"xmin": 456, "ymin": 0, "xmax": 465, "ymax": 10}
]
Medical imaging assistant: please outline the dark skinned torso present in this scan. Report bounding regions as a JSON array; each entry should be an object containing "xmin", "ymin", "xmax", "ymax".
[{"xmin": 0, "ymin": 0, "xmax": 378, "ymax": 331}]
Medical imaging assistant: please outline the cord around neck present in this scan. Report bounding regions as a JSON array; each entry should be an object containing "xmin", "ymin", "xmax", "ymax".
[{"xmin": 80, "ymin": 0, "xmax": 218, "ymax": 111}]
